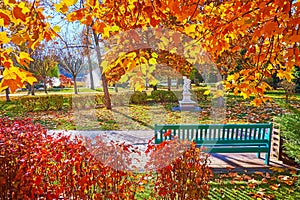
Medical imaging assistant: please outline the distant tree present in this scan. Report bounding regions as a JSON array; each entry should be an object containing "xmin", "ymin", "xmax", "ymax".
[
  {"xmin": 58, "ymin": 48, "xmax": 85, "ymax": 94},
  {"xmin": 189, "ymin": 68, "xmax": 204, "ymax": 86},
  {"xmin": 31, "ymin": 46, "xmax": 59, "ymax": 94},
  {"xmin": 82, "ymin": 27, "xmax": 95, "ymax": 90}
]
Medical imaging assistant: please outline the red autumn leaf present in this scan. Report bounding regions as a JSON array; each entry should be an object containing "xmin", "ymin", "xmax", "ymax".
[
  {"xmin": 163, "ymin": 129, "xmax": 172, "ymax": 137},
  {"xmin": 13, "ymin": 6, "xmax": 27, "ymax": 22},
  {"xmin": 0, "ymin": 11, "xmax": 11, "ymax": 26},
  {"xmin": 150, "ymin": 17, "xmax": 160, "ymax": 27}
]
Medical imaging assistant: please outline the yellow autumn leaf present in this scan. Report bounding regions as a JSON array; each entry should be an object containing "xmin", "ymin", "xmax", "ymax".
[
  {"xmin": 126, "ymin": 52, "xmax": 137, "ymax": 59},
  {"xmin": 141, "ymin": 64, "xmax": 147, "ymax": 74},
  {"xmin": 151, "ymin": 52, "xmax": 158, "ymax": 58},
  {"xmin": 160, "ymin": 36, "xmax": 169, "ymax": 48},
  {"xmin": 0, "ymin": 18, "xmax": 4, "ymax": 26},
  {"xmin": 111, "ymin": 25, "xmax": 119, "ymax": 32},
  {"xmin": 277, "ymin": 69, "xmax": 285, "ymax": 79},
  {"xmin": 227, "ymin": 74, "xmax": 235, "ymax": 82},
  {"xmin": 55, "ymin": 2, "xmax": 69, "ymax": 13},
  {"xmin": 135, "ymin": 83, "xmax": 145, "ymax": 92},
  {"xmin": 149, "ymin": 78, "xmax": 159, "ymax": 86},
  {"xmin": 101, "ymin": 60, "xmax": 110, "ymax": 71},
  {"xmin": 3, "ymin": 67, "xmax": 18, "ymax": 79},
  {"xmin": 24, "ymin": 75, "xmax": 38, "ymax": 85},
  {"xmin": 149, "ymin": 58, "xmax": 157, "ymax": 65},
  {"xmin": 284, "ymin": 71, "xmax": 294, "ymax": 82},
  {"xmin": 53, "ymin": 25, "xmax": 61, "ymax": 33},
  {"xmin": 62, "ymin": 0, "xmax": 78, "ymax": 6},
  {"xmin": 19, "ymin": 52, "xmax": 33, "ymax": 61},
  {"xmin": 0, "ymin": 85, "xmax": 8, "ymax": 92},
  {"xmin": 119, "ymin": 74, "xmax": 128, "ymax": 83},
  {"xmin": 102, "ymin": 26, "xmax": 110, "ymax": 38},
  {"xmin": 203, "ymin": 90, "xmax": 210, "ymax": 95},
  {"xmin": 185, "ymin": 24, "xmax": 197, "ymax": 35},
  {"xmin": 0, "ymin": 32, "xmax": 11, "ymax": 44},
  {"xmin": 139, "ymin": 56, "xmax": 148, "ymax": 64}
]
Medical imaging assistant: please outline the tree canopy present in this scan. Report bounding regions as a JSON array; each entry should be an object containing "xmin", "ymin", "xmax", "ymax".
[
  {"xmin": 0, "ymin": 0, "xmax": 57, "ymax": 92},
  {"xmin": 1, "ymin": 0, "xmax": 300, "ymax": 106}
]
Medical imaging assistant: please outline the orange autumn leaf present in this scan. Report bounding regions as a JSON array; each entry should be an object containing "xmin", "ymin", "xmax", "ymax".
[
  {"xmin": 270, "ymin": 184, "xmax": 280, "ymax": 191},
  {"xmin": 93, "ymin": 21, "xmax": 107, "ymax": 33}
]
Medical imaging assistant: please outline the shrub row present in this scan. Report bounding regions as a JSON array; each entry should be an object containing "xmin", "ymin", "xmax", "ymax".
[
  {"xmin": 0, "ymin": 118, "xmax": 212, "ymax": 199},
  {"xmin": 151, "ymin": 90, "xmax": 178, "ymax": 103},
  {"xmin": 18, "ymin": 88, "xmax": 208, "ymax": 112},
  {"xmin": 19, "ymin": 95, "xmax": 64, "ymax": 112},
  {"xmin": 130, "ymin": 91, "xmax": 147, "ymax": 104}
]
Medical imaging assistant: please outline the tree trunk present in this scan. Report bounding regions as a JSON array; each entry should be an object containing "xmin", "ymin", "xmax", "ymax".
[
  {"xmin": 153, "ymin": 84, "xmax": 157, "ymax": 91},
  {"xmin": 145, "ymin": 77, "xmax": 149, "ymax": 90},
  {"xmin": 86, "ymin": 26, "xmax": 95, "ymax": 90},
  {"xmin": 176, "ymin": 78, "xmax": 179, "ymax": 89},
  {"xmin": 27, "ymin": 84, "xmax": 31, "ymax": 95},
  {"xmin": 31, "ymin": 83, "xmax": 35, "ymax": 95},
  {"xmin": 5, "ymin": 88, "xmax": 10, "ymax": 102},
  {"xmin": 43, "ymin": 80, "xmax": 48, "ymax": 94},
  {"xmin": 74, "ymin": 75, "xmax": 78, "ymax": 94},
  {"xmin": 93, "ymin": 30, "xmax": 112, "ymax": 109},
  {"xmin": 31, "ymin": 85, "xmax": 35, "ymax": 95},
  {"xmin": 115, "ymin": 83, "xmax": 118, "ymax": 93},
  {"xmin": 167, "ymin": 77, "xmax": 171, "ymax": 91}
]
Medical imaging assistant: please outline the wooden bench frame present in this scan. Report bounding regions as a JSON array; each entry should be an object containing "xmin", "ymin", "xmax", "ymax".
[{"xmin": 154, "ymin": 123, "xmax": 273, "ymax": 165}]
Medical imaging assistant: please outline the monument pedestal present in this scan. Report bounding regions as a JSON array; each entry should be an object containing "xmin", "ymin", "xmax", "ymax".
[{"xmin": 179, "ymin": 100, "xmax": 196, "ymax": 109}]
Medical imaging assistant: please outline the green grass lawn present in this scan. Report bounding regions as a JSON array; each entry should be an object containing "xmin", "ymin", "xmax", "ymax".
[
  {"xmin": 134, "ymin": 171, "xmax": 300, "ymax": 199},
  {"xmin": 1, "ymin": 89, "xmax": 299, "ymax": 130}
]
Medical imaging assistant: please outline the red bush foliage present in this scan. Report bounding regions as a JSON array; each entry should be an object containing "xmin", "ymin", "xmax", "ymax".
[
  {"xmin": 59, "ymin": 75, "xmax": 74, "ymax": 87},
  {"xmin": 145, "ymin": 138, "xmax": 213, "ymax": 199},
  {"xmin": 0, "ymin": 118, "xmax": 214, "ymax": 199},
  {"xmin": 0, "ymin": 117, "xmax": 141, "ymax": 199}
]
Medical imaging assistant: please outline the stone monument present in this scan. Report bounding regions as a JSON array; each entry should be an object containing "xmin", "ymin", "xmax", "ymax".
[{"xmin": 172, "ymin": 76, "xmax": 200, "ymax": 111}]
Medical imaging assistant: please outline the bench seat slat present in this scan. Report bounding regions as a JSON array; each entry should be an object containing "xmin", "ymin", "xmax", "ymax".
[{"xmin": 202, "ymin": 146, "xmax": 270, "ymax": 153}]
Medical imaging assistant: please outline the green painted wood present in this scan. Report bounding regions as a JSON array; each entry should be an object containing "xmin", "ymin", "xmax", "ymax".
[{"xmin": 154, "ymin": 123, "xmax": 273, "ymax": 165}]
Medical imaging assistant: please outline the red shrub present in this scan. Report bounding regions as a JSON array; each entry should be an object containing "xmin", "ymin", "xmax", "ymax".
[
  {"xmin": 145, "ymin": 138, "xmax": 213, "ymax": 199},
  {"xmin": 0, "ymin": 117, "xmax": 141, "ymax": 199}
]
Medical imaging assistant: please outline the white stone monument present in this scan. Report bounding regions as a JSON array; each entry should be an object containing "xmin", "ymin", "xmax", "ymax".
[{"xmin": 179, "ymin": 76, "xmax": 197, "ymax": 110}]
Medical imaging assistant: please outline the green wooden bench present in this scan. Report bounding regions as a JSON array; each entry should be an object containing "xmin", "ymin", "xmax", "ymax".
[{"xmin": 154, "ymin": 123, "xmax": 273, "ymax": 165}]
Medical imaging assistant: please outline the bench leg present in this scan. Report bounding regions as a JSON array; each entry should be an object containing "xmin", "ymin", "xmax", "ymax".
[
  {"xmin": 256, "ymin": 152, "xmax": 260, "ymax": 159},
  {"xmin": 264, "ymin": 152, "xmax": 270, "ymax": 165}
]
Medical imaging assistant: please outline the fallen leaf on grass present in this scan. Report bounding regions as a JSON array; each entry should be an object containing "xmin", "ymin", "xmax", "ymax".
[
  {"xmin": 270, "ymin": 184, "xmax": 280, "ymax": 190},
  {"xmin": 254, "ymin": 171, "xmax": 264, "ymax": 176},
  {"xmin": 269, "ymin": 167, "xmax": 285, "ymax": 173}
]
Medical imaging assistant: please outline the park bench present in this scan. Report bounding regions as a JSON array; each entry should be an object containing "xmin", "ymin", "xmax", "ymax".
[{"xmin": 154, "ymin": 123, "xmax": 273, "ymax": 165}]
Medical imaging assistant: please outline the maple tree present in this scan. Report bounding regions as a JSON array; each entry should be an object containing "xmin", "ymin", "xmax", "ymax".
[
  {"xmin": 0, "ymin": 0, "xmax": 57, "ymax": 98},
  {"xmin": 55, "ymin": 0, "xmax": 300, "ymax": 106},
  {"xmin": 31, "ymin": 44, "xmax": 59, "ymax": 94}
]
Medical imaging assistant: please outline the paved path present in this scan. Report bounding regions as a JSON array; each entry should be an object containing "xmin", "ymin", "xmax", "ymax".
[{"xmin": 48, "ymin": 130, "xmax": 298, "ymax": 173}]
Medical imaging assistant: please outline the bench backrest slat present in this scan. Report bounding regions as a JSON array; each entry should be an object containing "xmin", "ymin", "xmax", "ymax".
[{"xmin": 154, "ymin": 123, "xmax": 273, "ymax": 144}]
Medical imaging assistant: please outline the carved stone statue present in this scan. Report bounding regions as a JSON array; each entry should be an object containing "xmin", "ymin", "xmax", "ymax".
[{"xmin": 183, "ymin": 76, "xmax": 191, "ymax": 93}]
